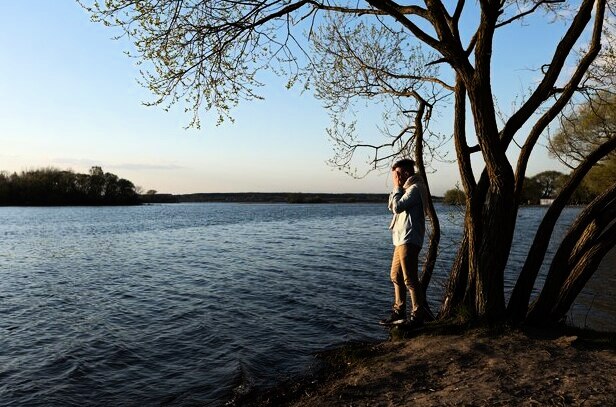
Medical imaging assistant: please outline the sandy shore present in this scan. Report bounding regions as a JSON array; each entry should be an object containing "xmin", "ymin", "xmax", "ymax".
[{"xmin": 236, "ymin": 324, "xmax": 616, "ymax": 406}]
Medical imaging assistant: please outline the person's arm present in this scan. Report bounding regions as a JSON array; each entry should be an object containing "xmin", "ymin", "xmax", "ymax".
[
  {"xmin": 388, "ymin": 190, "xmax": 398, "ymax": 213},
  {"xmin": 390, "ymin": 185, "xmax": 421, "ymax": 214}
]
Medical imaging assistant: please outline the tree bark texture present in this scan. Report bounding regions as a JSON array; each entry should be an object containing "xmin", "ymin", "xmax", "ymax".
[
  {"xmin": 469, "ymin": 186, "xmax": 516, "ymax": 320},
  {"xmin": 463, "ymin": 82, "xmax": 516, "ymax": 320},
  {"xmin": 439, "ymin": 230, "xmax": 469, "ymax": 319},
  {"xmin": 412, "ymin": 102, "xmax": 441, "ymax": 292},
  {"xmin": 527, "ymin": 182, "xmax": 616, "ymax": 324},
  {"xmin": 545, "ymin": 223, "xmax": 616, "ymax": 323},
  {"xmin": 508, "ymin": 137, "xmax": 616, "ymax": 322}
]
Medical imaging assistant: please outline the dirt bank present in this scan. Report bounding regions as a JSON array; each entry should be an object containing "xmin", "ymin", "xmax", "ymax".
[{"xmin": 237, "ymin": 325, "xmax": 616, "ymax": 406}]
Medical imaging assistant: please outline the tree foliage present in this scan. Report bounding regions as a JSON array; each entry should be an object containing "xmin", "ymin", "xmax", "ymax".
[
  {"xmin": 443, "ymin": 188, "xmax": 466, "ymax": 205},
  {"xmin": 520, "ymin": 171, "xmax": 566, "ymax": 203},
  {"xmin": 0, "ymin": 167, "xmax": 140, "ymax": 206},
  {"xmin": 550, "ymin": 93, "xmax": 616, "ymax": 200},
  {"xmin": 81, "ymin": 0, "xmax": 616, "ymax": 326}
]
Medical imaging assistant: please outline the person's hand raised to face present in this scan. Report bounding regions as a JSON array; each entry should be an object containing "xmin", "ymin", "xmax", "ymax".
[{"xmin": 392, "ymin": 168, "xmax": 409, "ymax": 189}]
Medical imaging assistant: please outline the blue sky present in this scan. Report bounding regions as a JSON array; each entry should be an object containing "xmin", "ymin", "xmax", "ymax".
[{"xmin": 0, "ymin": 1, "xmax": 578, "ymax": 194}]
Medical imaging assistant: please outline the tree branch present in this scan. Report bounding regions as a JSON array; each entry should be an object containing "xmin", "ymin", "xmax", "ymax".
[
  {"xmin": 514, "ymin": 0, "xmax": 606, "ymax": 198},
  {"xmin": 500, "ymin": 0, "xmax": 601, "ymax": 146},
  {"xmin": 366, "ymin": 0, "xmax": 442, "ymax": 51},
  {"xmin": 527, "ymin": 180, "xmax": 616, "ymax": 323},
  {"xmin": 453, "ymin": 76, "xmax": 477, "ymax": 193},
  {"xmin": 495, "ymin": 0, "xmax": 566, "ymax": 29},
  {"xmin": 508, "ymin": 136, "xmax": 616, "ymax": 322}
]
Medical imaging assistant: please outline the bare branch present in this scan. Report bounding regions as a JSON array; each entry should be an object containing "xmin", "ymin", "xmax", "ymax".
[
  {"xmin": 452, "ymin": 76, "xmax": 477, "ymax": 193},
  {"xmin": 500, "ymin": 0, "xmax": 601, "ymax": 145},
  {"xmin": 495, "ymin": 0, "xmax": 566, "ymax": 29},
  {"xmin": 514, "ymin": 0, "xmax": 606, "ymax": 197},
  {"xmin": 366, "ymin": 0, "xmax": 441, "ymax": 51}
]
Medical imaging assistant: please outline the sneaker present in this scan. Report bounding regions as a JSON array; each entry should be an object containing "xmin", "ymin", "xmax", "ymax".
[
  {"xmin": 405, "ymin": 314, "xmax": 424, "ymax": 329},
  {"xmin": 379, "ymin": 310, "xmax": 406, "ymax": 326}
]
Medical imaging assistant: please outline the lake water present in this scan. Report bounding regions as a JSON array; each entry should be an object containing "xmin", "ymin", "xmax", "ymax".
[{"xmin": 1, "ymin": 203, "xmax": 614, "ymax": 406}]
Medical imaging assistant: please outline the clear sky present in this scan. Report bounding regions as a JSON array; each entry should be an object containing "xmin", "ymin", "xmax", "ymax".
[{"xmin": 0, "ymin": 1, "xmax": 577, "ymax": 195}]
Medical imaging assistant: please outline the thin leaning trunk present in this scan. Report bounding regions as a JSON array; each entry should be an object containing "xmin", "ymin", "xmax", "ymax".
[
  {"xmin": 411, "ymin": 98, "xmax": 441, "ymax": 320},
  {"xmin": 439, "ymin": 230, "xmax": 469, "ymax": 319},
  {"xmin": 545, "ymin": 223, "xmax": 616, "ymax": 323},
  {"xmin": 527, "ymin": 182, "xmax": 616, "ymax": 324},
  {"xmin": 508, "ymin": 137, "xmax": 616, "ymax": 322}
]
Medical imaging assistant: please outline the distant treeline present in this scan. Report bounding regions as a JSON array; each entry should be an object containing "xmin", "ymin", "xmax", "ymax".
[
  {"xmin": 141, "ymin": 192, "xmax": 397, "ymax": 204},
  {"xmin": 141, "ymin": 191, "xmax": 442, "ymax": 204},
  {"xmin": 442, "ymin": 169, "xmax": 614, "ymax": 206},
  {"xmin": 0, "ymin": 167, "xmax": 140, "ymax": 206}
]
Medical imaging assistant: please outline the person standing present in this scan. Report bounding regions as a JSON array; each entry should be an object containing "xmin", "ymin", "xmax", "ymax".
[{"xmin": 380, "ymin": 158, "xmax": 429, "ymax": 327}]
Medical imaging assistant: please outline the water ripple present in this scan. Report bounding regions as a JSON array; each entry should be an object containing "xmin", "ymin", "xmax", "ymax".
[{"xmin": 0, "ymin": 203, "xmax": 612, "ymax": 406}]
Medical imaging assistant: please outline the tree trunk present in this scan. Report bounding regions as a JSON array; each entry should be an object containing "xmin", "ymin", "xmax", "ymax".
[
  {"xmin": 439, "ymin": 229, "xmax": 469, "ymax": 319},
  {"xmin": 412, "ymin": 99, "xmax": 440, "ymax": 321},
  {"xmin": 527, "ymin": 182, "xmax": 616, "ymax": 323},
  {"xmin": 468, "ymin": 185, "xmax": 515, "ymax": 320},
  {"xmin": 508, "ymin": 137, "xmax": 616, "ymax": 322},
  {"xmin": 439, "ymin": 76, "xmax": 471, "ymax": 320},
  {"xmin": 464, "ymin": 89, "xmax": 515, "ymax": 321},
  {"xmin": 544, "ymin": 223, "xmax": 616, "ymax": 323},
  {"xmin": 419, "ymin": 191, "xmax": 440, "ymax": 321},
  {"xmin": 420, "ymin": 201, "xmax": 440, "ymax": 291},
  {"xmin": 440, "ymin": 162, "xmax": 516, "ymax": 322},
  {"xmin": 440, "ymin": 169, "xmax": 517, "ymax": 323},
  {"xmin": 461, "ymin": 27, "xmax": 517, "ymax": 319}
]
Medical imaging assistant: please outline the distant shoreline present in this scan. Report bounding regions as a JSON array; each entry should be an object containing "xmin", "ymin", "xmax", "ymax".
[
  {"xmin": 0, "ymin": 192, "xmax": 440, "ymax": 206},
  {"xmin": 139, "ymin": 193, "xmax": 565, "ymax": 206},
  {"xmin": 141, "ymin": 192, "xmax": 438, "ymax": 204}
]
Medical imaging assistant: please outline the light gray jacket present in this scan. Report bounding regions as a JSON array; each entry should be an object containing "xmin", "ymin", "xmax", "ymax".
[{"xmin": 388, "ymin": 175, "xmax": 428, "ymax": 247}]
